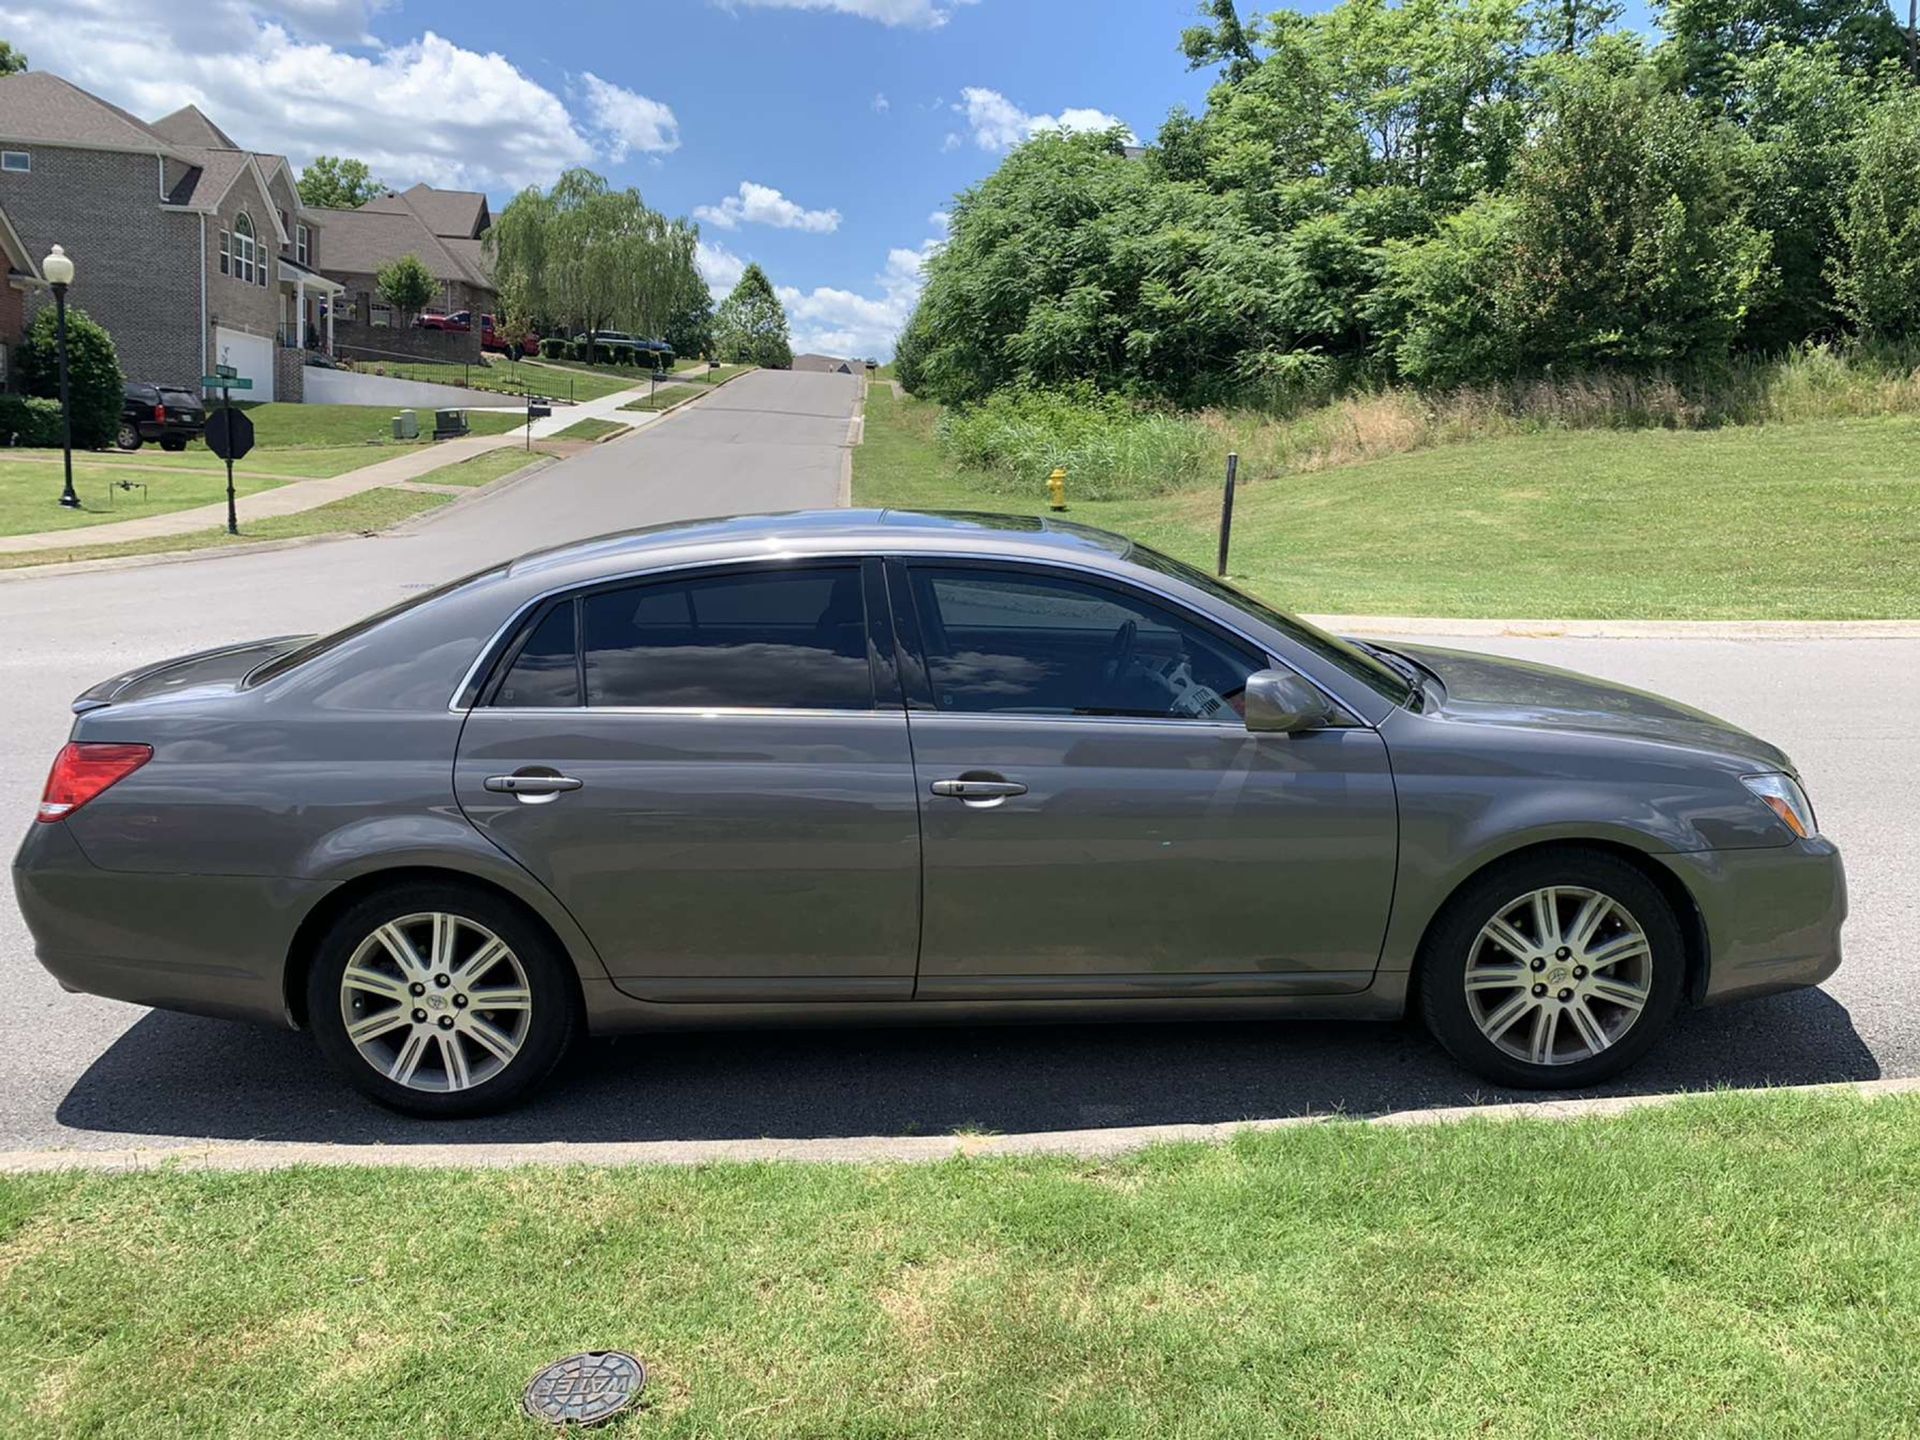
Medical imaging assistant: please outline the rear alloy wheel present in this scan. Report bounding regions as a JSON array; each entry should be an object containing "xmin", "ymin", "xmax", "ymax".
[
  {"xmin": 307, "ymin": 884, "xmax": 578, "ymax": 1117},
  {"xmin": 116, "ymin": 422, "xmax": 141, "ymax": 451},
  {"xmin": 1420, "ymin": 851, "xmax": 1684, "ymax": 1089}
]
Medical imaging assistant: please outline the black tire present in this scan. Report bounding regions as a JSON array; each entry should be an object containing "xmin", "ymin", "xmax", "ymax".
[
  {"xmin": 306, "ymin": 881, "xmax": 580, "ymax": 1118},
  {"xmin": 116, "ymin": 422, "xmax": 142, "ymax": 451},
  {"xmin": 160, "ymin": 436, "xmax": 188, "ymax": 452},
  {"xmin": 1418, "ymin": 848, "xmax": 1685, "ymax": 1089}
]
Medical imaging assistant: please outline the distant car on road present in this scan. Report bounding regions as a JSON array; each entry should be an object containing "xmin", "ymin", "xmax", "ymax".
[
  {"xmin": 479, "ymin": 314, "xmax": 538, "ymax": 355},
  {"xmin": 117, "ymin": 382, "xmax": 206, "ymax": 452},
  {"xmin": 13, "ymin": 511, "xmax": 1845, "ymax": 1118}
]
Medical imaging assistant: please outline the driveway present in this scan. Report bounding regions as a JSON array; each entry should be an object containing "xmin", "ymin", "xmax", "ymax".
[{"xmin": 2, "ymin": 370, "xmax": 1911, "ymax": 1151}]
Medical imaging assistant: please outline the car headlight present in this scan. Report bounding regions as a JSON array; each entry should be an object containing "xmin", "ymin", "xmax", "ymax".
[{"xmin": 1742, "ymin": 772, "xmax": 1818, "ymax": 839}]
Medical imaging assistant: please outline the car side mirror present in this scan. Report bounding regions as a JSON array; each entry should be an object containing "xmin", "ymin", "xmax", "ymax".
[{"xmin": 1243, "ymin": 669, "xmax": 1335, "ymax": 734}]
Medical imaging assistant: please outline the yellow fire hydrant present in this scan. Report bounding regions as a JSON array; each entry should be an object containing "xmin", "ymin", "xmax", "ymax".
[{"xmin": 1047, "ymin": 466, "xmax": 1068, "ymax": 511}]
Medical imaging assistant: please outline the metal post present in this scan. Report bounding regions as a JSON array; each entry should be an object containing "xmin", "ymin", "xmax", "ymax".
[
  {"xmin": 223, "ymin": 383, "xmax": 237, "ymax": 536},
  {"xmin": 1216, "ymin": 452, "xmax": 1239, "ymax": 577},
  {"xmin": 526, "ymin": 388, "xmax": 533, "ymax": 452},
  {"xmin": 54, "ymin": 285, "xmax": 79, "ymax": 509}
]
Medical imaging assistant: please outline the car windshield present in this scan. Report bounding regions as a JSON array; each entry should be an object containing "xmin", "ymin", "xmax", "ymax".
[
  {"xmin": 244, "ymin": 563, "xmax": 508, "ymax": 687},
  {"xmin": 1125, "ymin": 542, "xmax": 1415, "ymax": 706},
  {"xmin": 158, "ymin": 388, "xmax": 201, "ymax": 408}
]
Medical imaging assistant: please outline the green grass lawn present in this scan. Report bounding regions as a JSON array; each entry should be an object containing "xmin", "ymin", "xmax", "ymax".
[
  {"xmin": 552, "ymin": 417, "xmax": 631, "ymax": 442},
  {"xmin": 2, "ymin": 1092, "xmax": 1916, "ymax": 1437},
  {"xmin": 413, "ymin": 448, "xmax": 548, "ymax": 487},
  {"xmin": 855, "ymin": 387, "xmax": 1920, "ymax": 619},
  {"xmin": 0, "ymin": 486, "xmax": 449, "ymax": 569}
]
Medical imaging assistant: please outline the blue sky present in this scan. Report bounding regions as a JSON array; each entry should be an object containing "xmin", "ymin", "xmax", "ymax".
[{"xmin": 0, "ymin": 0, "xmax": 1224, "ymax": 356}]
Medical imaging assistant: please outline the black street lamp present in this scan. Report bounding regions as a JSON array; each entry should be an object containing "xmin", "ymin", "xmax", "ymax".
[{"xmin": 42, "ymin": 244, "xmax": 79, "ymax": 510}]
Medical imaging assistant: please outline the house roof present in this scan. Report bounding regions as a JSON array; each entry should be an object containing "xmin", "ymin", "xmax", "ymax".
[
  {"xmin": 364, "ymin": 183, "xmax": 489, "ymax": 239},
  {"xmin": 0, "ymin": 203, "xmax": 43, "ymax": 284},
  {"xmin": 0, "ymin": 71, "xmax": 190, "ymax": 158},
  {"xmin": 149, "ymin": 105, "xmax": 238, "ymax": 151},
  {"xmin": 315, "ymin": 205, "xmax": 492, "ymax": 290}
]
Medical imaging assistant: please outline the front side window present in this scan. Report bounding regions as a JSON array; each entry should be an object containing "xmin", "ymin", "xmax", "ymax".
[
  {"xmin": 218, "ymin": 229, "xmax": 230, "ymax": 276},
  {"xmin": 904, "ymin": 565, "xmax": 1263, "ymax": 721},
  {"xmin": 233, "ymin": 212, "xmax": 255, "ymax": 284},
  {"xmin": 581, "ymin": 566, "xmax": 874, "ymax": 710},
  {"xmin": 296, "ymin": 223, "xmax": 310, "ymax": 266},
  {"xmin": 0, "ymin": 151, "xmax": 29, "ymax": 173}
]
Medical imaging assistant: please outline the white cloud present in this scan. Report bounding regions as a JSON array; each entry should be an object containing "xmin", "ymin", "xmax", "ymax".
[
  {"xmin": 928, "ymin": 209, "xmax": 950, "ymax": 233},
  {"xmin": 953, "ymin": 86, "xmax": 1131, "ymax": 152},
  {"xmin": 776, "ymin": 228, "xmax": 942, "ymax": 359},
  {"xmin": 694, "ymin": 181, "xmax": 840, "ymax": 234},
  {"xmin": 0, "ymin": 1, "xmax": 608, "ymax": 191},
  {"xmin": 696, "ymin": 239, "xmax": 747, "ymax": 300},
  {"xmin": 711, "ymin": 0, "xmax": 975, "ymax": 27},
  {"xmin": 580, "ymin": 72, "xmax": 680, "ymax": 160},
  {"xmin": 871, "ymin": 92, "xmax": 890, "ymax": 113}
]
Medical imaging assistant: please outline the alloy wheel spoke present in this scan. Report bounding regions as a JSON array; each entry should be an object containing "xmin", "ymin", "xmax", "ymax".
[
  {"xmin": 346, "ymin": 1009, "xmax": 409, "ymax": 1044},
  {"xmin": 1566, "ymin": 892, "xmax": 1613, "ymax": 953},
  {"xmin": 342, "ymin": 965, "xmax": 410, "ymax": 1003},
  {"xmin": 1587, "ymin": 976, "xmax": 1649, "ymax": 1012},
  {"xmin": 439, "ymin": 1033, "xmax": 472, "ymax": 1091},
  {"xmin": 467, "ymin": 985, "xmax": 532, "ymax": 1011},
  {"xmin": 1465, "ymin": 963, "xmax": 1528, "ymax": 992},
  {"xmin": 376, "ymin": 923, "xmax": 427, "ymax": 976},
  {"xmin": 1483, "ymin": 917, "xmax": 1535, "ymax": 961},
  {"xmin": 1565, "ymin": 999, "xmax": 1611, "ymax": 1056},
  {"xmin": 1530, "ymin": 889, "xmax": 1561, "ymax": 949},
  {"xmin": 451, "ymin": 938, "xmax": 510, "ymax": 986},
  {"xmin": 429, "ymin": 913, "xmax": 459, "ymax": 975},
  {"xmin": 388, "ymin": 1028, "xmax": 431, "ymax": 1084},
  {"xmin": 1480, "ymin": 990, "xmax": 1535, "ymax": 1042},
  {"xmin": 466, "ymin": 1016, "xmax": 519, "ymax": 1066},
  {"xmin": 1585, "ymin": 932, "xmax": 1650, "ymax": 970},
  {"xmin": 1527, "ymin": 1005, "xmax": 1560, "ymax": 1064}
]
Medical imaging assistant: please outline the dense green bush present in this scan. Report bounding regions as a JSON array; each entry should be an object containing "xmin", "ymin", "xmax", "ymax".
[
  {"xmin": 0, "ymin": 393, "xmax": 65, "ymax": 447},
  {"xmin": 1834, "ymin": 88, "xmax": 1920, "ymax": 337},
  {"xmin": 937, "ymin": 386, "xmax": 1214, "ymax": 499},
  {"xmin": 539, "ymin": 338, "xmax": 566, "ymax": 360},
  {"xmin": 17, "ymin": 304, "xmax": 123, "ymax": 448}
]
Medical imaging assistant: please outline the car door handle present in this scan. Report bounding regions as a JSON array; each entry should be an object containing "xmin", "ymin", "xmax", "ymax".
[
  {"xmin": 484, "ymin": 773, "xmax": 583, "ymax": 799},
  {"xmin": 930, "ymin": 778, "xmax": 1028, "ymax": 800}
]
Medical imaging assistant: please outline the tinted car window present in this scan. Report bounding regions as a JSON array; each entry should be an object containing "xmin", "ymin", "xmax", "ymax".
[
  {"xmin": 581, "ymin": 566, "xmax": 874, "ymax": 710},
  {"xmin": 906, "ymin": 566, "xmax": 1262, "ymax": 720},
  {"xmin": 494, "ymin": 601, "xmax": 580, "ymax": 707}
]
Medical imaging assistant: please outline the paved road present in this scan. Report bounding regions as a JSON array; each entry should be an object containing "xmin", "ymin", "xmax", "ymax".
[{"xmin": 2, "ymin": 369, "xmax": 1913, "ymax": 1151}]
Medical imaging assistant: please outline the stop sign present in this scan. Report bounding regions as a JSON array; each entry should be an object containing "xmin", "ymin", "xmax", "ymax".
[{"xmin": 205, "ymin": 407, "xmax": 255, "ymax": 462}]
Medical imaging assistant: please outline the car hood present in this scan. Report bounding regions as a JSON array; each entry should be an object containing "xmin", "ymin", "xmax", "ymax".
[{"xmin": 1389, "ymin": 642, "xmax": 1794, "ymax": 772}]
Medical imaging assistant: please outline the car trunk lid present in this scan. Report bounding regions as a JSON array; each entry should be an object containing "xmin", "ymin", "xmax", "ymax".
[{"xmin": 72, "ymin": 636, "xmax": 311, "ymax": 713}]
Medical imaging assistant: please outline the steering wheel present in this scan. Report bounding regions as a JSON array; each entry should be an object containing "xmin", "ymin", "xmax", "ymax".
[{"xmin": 1099, "ymin": 618, "xmax": 1138, "ymax": 690}]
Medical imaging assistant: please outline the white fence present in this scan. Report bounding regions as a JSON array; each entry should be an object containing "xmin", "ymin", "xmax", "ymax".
[{"xmin": 304, "ymin": 368, "xmax": 521, "ymax": 413}]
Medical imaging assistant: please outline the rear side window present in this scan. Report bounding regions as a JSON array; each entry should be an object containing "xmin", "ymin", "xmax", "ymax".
[
  {"xmin": 494, "ymin": 602, "xmax": 580, "ymax": 708},
  {"xmin": 579, "ymin": 565, "xmax": 874, "ymax": 710}
]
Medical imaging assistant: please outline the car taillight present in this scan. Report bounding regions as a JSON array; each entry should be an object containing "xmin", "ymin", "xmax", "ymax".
[
  {"xmin": 153, "ymin": 403, "xmax": 167, "ymax": 423},
  {"xmin": 37, "ymin": 742, "xmax": 152, "ymax": 822}
]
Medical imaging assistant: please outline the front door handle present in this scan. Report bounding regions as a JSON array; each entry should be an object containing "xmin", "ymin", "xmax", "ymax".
[
  {"xmin": 930, "ymin": 777, "xmax": 1028, "ymax": 803},
  {"xmin": 484, "ymin": 772, "xmax": 583, "ymax": 805}
]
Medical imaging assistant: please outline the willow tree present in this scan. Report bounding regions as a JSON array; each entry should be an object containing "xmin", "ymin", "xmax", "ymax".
[{"xmin": 487, "ymin": 169, "xmax": 705, "ymax": 355}]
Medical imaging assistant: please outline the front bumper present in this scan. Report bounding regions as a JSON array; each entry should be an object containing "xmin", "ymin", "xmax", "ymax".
[
  {"xmin": 1656, "ymin": 837, "xmax": 1847, "ymax": 1005},
  {"xmin": 13, "ymin": 821, "xmax": 329, "ymax": 1028}
]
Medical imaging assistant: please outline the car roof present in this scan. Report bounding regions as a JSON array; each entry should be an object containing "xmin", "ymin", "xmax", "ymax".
[{"xmin": 504, "ymin": 509, "xmax": 1134, "ymax": 585}]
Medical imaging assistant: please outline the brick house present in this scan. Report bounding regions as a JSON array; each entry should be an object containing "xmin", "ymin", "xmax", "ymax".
[
  {"xmin": 0, "ymin": 202, "xmax": 45, "ymax": 389},
  {"xmin": 318, "ymin": 184, "xmax": 496, "ymax": 363},
  {"xmin": 0, "ymin": 71, "xmax": 343, "ymax": 402}
]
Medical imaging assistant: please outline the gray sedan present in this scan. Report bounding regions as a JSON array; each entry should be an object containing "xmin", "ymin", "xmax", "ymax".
[{"xmin": 13, "ymin": 511, "xmax": 1845, "ymax": 1118}]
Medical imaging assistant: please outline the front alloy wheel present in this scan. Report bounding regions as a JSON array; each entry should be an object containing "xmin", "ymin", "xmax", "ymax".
[
  {"xmin": 1420, "ymin": 850, "xmax": 1684, "ymax": 1089},
  {"xmin": 308, "ymin": 884, "xmax": 578, "ymax": 1117}
]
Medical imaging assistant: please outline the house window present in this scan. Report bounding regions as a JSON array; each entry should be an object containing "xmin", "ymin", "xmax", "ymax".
[
  {"xmin": 0, "ymin": 151, "xmax": 28, "ymax": 173},
  {"xmin": 218, "ymin": 229, "xmax": 230, "ymax": 276},
  {"xmin": 370, "ymin": 301, "xmax": 393, "ymax": 328},
  {"xmin": 233, "ymin": 212, "xmax": 256, "ymax": 284},
  {"xmin": 296, "ymin": 224, "xmax": 310, "ymax": 267}
]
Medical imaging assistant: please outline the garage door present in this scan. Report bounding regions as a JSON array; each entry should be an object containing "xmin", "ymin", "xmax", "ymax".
[{"xmin": 212, "ymin": 327, "xmax": 274, "ymax": 403}]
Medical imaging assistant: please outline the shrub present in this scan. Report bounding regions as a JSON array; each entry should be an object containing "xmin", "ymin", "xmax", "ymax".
[
  {"xmin": 539, "ymin": 338, "xmax": 566, "ymax": 360},
  {"xmin": 937, "ymin": 386, "xmax": 1213, "ymax": 500},
  {"xmin": 0, "ymin": 393, "xmax": 65, "ymax": 447},
  {"xmin": 17, "ymin": 303, "xmax": 124, "ymax": 449}
]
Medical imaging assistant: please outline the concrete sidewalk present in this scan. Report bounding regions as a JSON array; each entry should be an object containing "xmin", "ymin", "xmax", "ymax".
[{"xmin": 0, "ymin": 374, "xmax": 697, "ymax": 556}]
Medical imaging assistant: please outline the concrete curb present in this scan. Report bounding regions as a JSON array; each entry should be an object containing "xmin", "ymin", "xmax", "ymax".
[
  {"xmin": 1303, "ymin": 614, "xmax": 1920, "ymax": 640},
  {"xmin": 5, "ymin": 1074, "xmax": 1915, "ymax": 1174}
]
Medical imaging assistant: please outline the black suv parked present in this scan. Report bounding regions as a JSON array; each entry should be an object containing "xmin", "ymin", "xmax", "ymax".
[{"xmin": 119, "ymin": 383, "xmax": 207, "ymax": 452}]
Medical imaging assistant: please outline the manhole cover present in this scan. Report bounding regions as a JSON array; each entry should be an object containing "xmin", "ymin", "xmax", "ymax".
[{"xmin": 523, "ymin": 1350, "xmax": 646, "ymax": 1427}]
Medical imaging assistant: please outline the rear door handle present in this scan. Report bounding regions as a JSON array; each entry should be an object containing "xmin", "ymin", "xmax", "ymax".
[
  {"xmin": 484, "ymin": 773, "xmax": 583, "ymax": 804},
  {"xmin": 930, "ymin": 778, "xmax": 1028, "ymax": 800}
]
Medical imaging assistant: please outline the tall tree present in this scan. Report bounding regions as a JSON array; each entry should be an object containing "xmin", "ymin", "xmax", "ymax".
[
  {"xmin": 376, "ymin": 253, "xmax": 435, "ymax": 325},
  {"xmin": 0, "ymin": 40, "xmax": 26, "ymax": 74},
  {"xmin": 1181, "ymin": 0, "xmax": 1263, "ymax": 83},
  {"xmin": 298, "ymin": 155, "xmax": 383, "ymax": 210},
  {"xmin": 713, "ymin": 264, "xmax": 793, "ymax": 368},
  {"xmin": 1658, "ymin": 0, "xmax": 1904, "ymax": 107}
]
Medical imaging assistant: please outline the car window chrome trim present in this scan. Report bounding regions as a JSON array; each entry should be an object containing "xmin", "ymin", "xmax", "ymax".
[
  {"xmin": 465, "ymin": 705, "xmax": 906, "ymax": 721},
  {"xmin": 448, "ymin": 548, "xmax": 1376, "ymax": 724}
]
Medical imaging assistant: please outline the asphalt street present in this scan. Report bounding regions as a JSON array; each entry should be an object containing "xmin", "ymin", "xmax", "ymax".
[{"xmin": 1, "ymin": 368, "xmax": 1912, "ymax": 1152}]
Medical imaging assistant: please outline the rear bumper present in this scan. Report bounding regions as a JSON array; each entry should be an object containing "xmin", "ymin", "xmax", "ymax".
[
  {"xmin": 1656, "ymin": 838, "xmax": 1847, "ymax": 1005},
  {"xmin": 12, "ymin": 821, "xmax": 327, "ymax": 1028}
]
